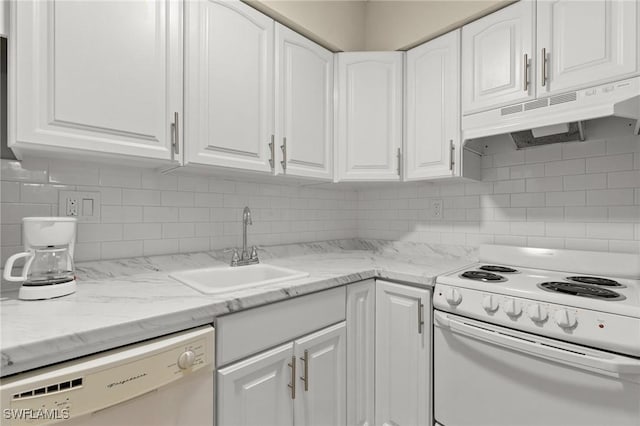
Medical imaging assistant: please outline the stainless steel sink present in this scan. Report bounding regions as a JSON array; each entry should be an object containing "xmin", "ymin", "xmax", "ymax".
[{"xmin": 169, "ymin": 264, "xmax": 310, "ymax": 295}]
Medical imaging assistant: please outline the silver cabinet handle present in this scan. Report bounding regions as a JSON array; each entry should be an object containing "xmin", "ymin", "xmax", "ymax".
[
  {"xmin": 541, "ymin": 48, "xmax": 548, "ymax": 87},
  {"xmin": 280, "ymin": 137, "xmax": 287, "ymax": 171},
  {"xmin": 418, "ymin": 302, "xmax": 425, "ymax": 334},
  {"xmin": 523, "ymin": 54, "xmax": 530, "ymax": 92},
  {"xmin": 288, "ymin": 355, "xmax": 296, "ymax": 399},
  {"xmin": 268, "ymin": 135, "xmax": 275, "ymax": 170},
  {"xmin": 300, "ymin": 349, "xmax": 309, "ymax": 391},
  {"xmin": 172, "ymin": 112, "xmax": 180, "ymax": 155},
  {"xmin": 449, "ymin": 140, "xmax": 455, "ymax": 171},
  {"xmin": 396, "ymin": 148, "xmax": 402, "ymax": 177}
]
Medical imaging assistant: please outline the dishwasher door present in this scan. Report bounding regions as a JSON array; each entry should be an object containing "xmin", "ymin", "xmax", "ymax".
[
  {"xmin": 434, "ymin": 311, "xmax": 640, "ymax": 426},
  {"xmin": 1, "ymin": 326, "xmax": 214, "ymax": 426}
]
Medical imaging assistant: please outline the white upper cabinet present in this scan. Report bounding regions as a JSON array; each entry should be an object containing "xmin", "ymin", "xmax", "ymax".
[
  {"xmin": 462, "ymin": 1, "xmax": 535, "ymax": 114},
  {"xmin": 10, "ymin": 0, "xmax": 182, "ymax": 162},
  {"xmin": 275, "ymin": 24, "xmax": 334, "ymax": 181},
  {"xmin": 336, "ymin": 52, "xmax": 403, "ymax": 182},
  {"xmin": 537, "ymin": 0, "xmax": 638, "ymax": 96},
  {"xmin": 185, "ymin": 0, "xmax": 274, "ymax": 173},
  {"xmin": 405, "ymin": 30, "xmax": 461, "ymax": 180}
]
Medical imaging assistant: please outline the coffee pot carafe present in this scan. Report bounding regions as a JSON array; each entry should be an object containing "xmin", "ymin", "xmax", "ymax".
[{"xmin": 3, "ymin": 217, "xmax": 77, "ymax": 300}]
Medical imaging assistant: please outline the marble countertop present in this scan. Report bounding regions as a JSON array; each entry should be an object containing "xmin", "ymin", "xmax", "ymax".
[{"xmin": 0, "ymin": 240, "xmax": 475, "ymax": 377}]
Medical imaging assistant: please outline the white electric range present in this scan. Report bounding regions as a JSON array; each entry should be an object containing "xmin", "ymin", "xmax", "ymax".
[{"xmin": 433, "ymin": 244, "xmax": 640, "ymax": 426}]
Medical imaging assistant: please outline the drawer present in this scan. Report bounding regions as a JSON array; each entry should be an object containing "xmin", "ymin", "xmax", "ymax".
[{"xmin": 216, "ymin": 286, "xmax": 346, "ymax": 366}]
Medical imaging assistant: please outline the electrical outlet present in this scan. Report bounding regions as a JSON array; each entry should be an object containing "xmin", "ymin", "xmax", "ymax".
[
  {"xmin": 59, "ymin": 191, "xmax": 101, "ymax": 223},
  {"xmin": 431, "ymin": 199, "xmax": 443, "ymax": 219},
  {"xmin": 66, "ymin": 198, "xmax": 79, "ymax": 216}
]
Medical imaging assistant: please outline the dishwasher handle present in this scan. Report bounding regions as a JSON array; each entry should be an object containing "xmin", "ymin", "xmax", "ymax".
[{"xmin": 434, "ymin": 311, "xmax": 640, "ymax": 376}]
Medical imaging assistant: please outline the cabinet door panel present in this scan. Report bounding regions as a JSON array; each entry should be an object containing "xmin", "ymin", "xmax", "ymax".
[
  {"xmin": 276, "ymin": 24, "xmax": 333, "ymax": 180},
  {"xmin": 217, "ymin": 343, "xmax": 294, "ymax": 426},
  {"xmin": 346, "ymin": 281, "xmax": 375, "ymax": 426},
  {"xmin": 337, "ymin": 52, "xmax": 403, "ymax": 181},
  {"xmin": 294, "ymin": 322, "xmax": 346, "ymax": 426},
  {"xmin": 537, "ymin": 0, "xmax": 638, "ymax": 95},
  {"xmin": 186, "ymin": 0, "xmax": 273, "ymax": 172},
  {"xmin": 405, "ymin": 30, "xmax": 460, "ymax": 180},
  {"xmin": 375, "ymin": 281, "xmax": 430, "ymax": 426},
  {"xmin": 462, "ymin": 1, "xmax": 535, "ymax": 113},
  {"xmin": 12, "ymin": 0, "xmax": 180, "ymax": 161}
]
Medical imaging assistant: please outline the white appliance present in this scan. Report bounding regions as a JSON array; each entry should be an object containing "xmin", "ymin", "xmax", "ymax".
[
  {"xmin": 0, "ymin": 326, "xmax": 215, "ymax": 426},
  {"xmin": 3, "ymin": 217, "xmax": 77, "ymax": 300},
  {"xmin": 433, "ymin": 245, "xmax": 640, "ymax": 426},
  {"xmin": 462, "ymin": 76, "xmax": 640, "ymax": 142}
]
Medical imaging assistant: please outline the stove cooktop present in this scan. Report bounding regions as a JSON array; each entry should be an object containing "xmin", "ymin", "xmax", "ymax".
[{"xmin": 440, "ymin": 263, "xmax": 640, "ymax": 318}]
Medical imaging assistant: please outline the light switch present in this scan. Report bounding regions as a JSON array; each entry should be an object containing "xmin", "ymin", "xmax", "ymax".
[{"xmin": 82, "ymin": 199, "xmax": 94, "ymax": 216}]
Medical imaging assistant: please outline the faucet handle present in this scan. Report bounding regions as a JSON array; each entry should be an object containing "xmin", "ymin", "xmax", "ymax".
[
  {"xmin": 225, "ymin": 248, "xmax": 240, "ymax": 266},
  {"xmin": 250, "ymin": 246, "xmax": 259, "ymax": 260}
]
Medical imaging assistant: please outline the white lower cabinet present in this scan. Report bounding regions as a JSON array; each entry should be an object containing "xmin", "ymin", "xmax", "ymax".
[
  {"xmin": 346, "ymin": 280, "xmax": 376, "ymax": 426},
  {"xmin": 218, "ymin": 343, "xmax": 295, "ymax": 426},
  {"xmin": 217, "ymin": 321, "xmax": 346, "ymax": 426},
  {"xmin": 375, "ymin": 280, "xmax": 431, "ymax": 426}
]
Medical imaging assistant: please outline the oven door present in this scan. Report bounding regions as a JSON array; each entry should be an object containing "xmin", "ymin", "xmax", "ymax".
[{"xmin": 434, "ymin": 310, "xmax": 640, "ymax": 426}]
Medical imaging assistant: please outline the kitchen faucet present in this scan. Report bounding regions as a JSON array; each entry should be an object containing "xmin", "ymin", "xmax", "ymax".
[{"xmin": 228, "ymin": 206, "xmax": 259, "ymax": 267}]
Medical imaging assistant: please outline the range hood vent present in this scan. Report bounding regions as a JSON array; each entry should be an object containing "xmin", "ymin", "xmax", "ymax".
[
  {"xmin": 462, "ymin": 76, "xmax": 640, "ymax": 144},
  {"xmin": 510, "ymin": 122, "xmax": 585, "ymax": 149}
]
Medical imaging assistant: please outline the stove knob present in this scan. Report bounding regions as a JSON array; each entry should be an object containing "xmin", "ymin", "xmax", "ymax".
[
  {"xmin": 555, "ymin": 310, "xmax": 577, "ymax": 329},
  {"xmin": 177, "ymin": 350, "xmax": 196, "ymax": 370},
  {"xmin": 502, "ymin": 298, "xmax": 522, "ymax": 317},
  {"xmin": 527, "ymin": 304, "xmax": 548, "ymax": 322},
  {"xmin": 445, "ymin": 288, "xmax": 463, "ymax": 306},
  {"xmin": 482, "ymin": 294, "xmax": 499, "ymax": 313}
]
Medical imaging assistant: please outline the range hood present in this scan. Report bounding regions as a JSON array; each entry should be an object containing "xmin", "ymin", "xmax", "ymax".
[{"xmin": 462, "ymin": 76, "xmax": 640, "ymax": 148}]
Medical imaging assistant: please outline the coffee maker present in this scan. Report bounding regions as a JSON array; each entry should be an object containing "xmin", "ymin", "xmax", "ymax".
[{"xmin": 3, "ymin": 217, "xmax": 77, "ymax": 300}]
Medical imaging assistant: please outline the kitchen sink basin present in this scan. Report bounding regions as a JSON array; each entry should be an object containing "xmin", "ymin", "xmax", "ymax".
[{"xmin": 169, "ymin": 264, "xmax": 310, "ymax": 295}]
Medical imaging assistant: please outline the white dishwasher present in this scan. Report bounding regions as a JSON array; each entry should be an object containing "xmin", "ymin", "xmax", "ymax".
[{"xmin": 1, "ymin": 325, "xmax": 214, "ymax": 426}]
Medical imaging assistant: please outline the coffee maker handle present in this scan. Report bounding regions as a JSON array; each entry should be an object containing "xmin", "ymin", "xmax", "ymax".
[{"xmin": 3, "ymin": 252, "xmax": 33, "ymax": 282}]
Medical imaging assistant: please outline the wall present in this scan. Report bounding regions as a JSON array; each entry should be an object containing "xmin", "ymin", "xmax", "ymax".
[
  {"xmin": 363, "ymin": 0, "xmax": 511, "ymax": 51},
  {"xmin": 250, "ymin": 0, "xmax": 367, "ymax": 51},
  {"xmin": 0, "ymin": 159, "xmax": 358, "ymax": 264},
  {"xmin": 358, "ymin": 119, "xmax": 640, "ymax": 253}
]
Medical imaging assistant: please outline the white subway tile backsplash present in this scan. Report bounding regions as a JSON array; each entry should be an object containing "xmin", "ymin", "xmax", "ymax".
[
  {"xmin": 143, "ymin": 239, "xmax": 179, "ymax": 256},
  {"xmin": 161, "ymin": 191, "xmax": 194, "ymax": 207},
  {"xmin": 545, "ymin": 191, "xmax": 585, "ymax": 206},
  {"xmin": 143, "ymin": 206, "xmax": 179, "ymax": 223},
  {"xmin": 1, "ymin": 181, "xmax": 20, "ymax": 202},
  {"xmin": 586, "ymin": 223, "xmax": 634, "ymax": 240},
  {"xmin": 77, "ymin": 224, "xmax": 123, "ymax": 242},
  {"xmin": 545, "ymin": 222, "xmax": 585, "ymax": 238},
  {"xmin": 545, "ymin": 159, "xmax": 585, "ymax": 177},
  {"xmin": 122, "ymin": 189, "xmax": 161, "ymax": 206},
  {"xmin": 494, "ymin": 179, "xmax": 525, "ymax": 194},
  {"xmin": 1, "ymin": 159, "xmax": 48, "ymax": 183},
  {"xmin": 563, "ymin": 174, "xmax": 606, "ymax": 191},
  {"xmin": 100, "ymin": 168, "xmax": 141, "ymax": 189},
  {"xmin": 586, "ymin": 154, "xmax": 633, "ymax": 173},
  {"xmin": 511, "ymin": 193, "xmax": 545, "ymax": 208},
  {"xmin": 565, "ymin": 206, "xmax": 608, "ymax": 222},
  {"xmin": 101, "ymin": 205, "xmax": 143, "ymax": 223},
  {"xmin": 179, "ymin": 207, "xmax": 210, "ymax": 223},
  {"xmin": 564, "ymin": 238, "xmax": 609, "ymax": 252},
  {"xmin": 49, "ymin": 161, "xmax": 100, "ymax": 185},
  {"xmin": 607, "ymin": 170, "xmax": 640, "ymax": 188},
  {"xmin": 1, "ymin": 224, "xmax": 21, "ymax": 247},
  {"xmin": 123, "ymin": 223, "xmax": 162, "ymax": 240},
  {"xmin": 101, "ymin": 241, "xmax": 143, "ymax": 260},
  {"xmin": 526, "ymin": 176, "xmax": 563, "ymax": 192},
  {"xmin": 525, "ymin": 144, "xmax": 562, "ymax": 164},
  {"xmin": 608, "ymin": 240, "xmax": 640, "ymax": 254},
  {"xmin": 561, "ymin": 140, "xmax": 606, "ymax": 159},
  {"xmin": 1, "ymin": 203, "xmax": 52, "ymax": 224},
  {"xmin": 510, "ymin": 164, "xmax": 545, "ymax": 179},
  {"xmin": 586, "ymin": 189, "xmax": 635, "ymax": 206},
  {"xmin": 162, "ymin": 223, "xmax": 195, "ymax": 239},
  {"xmin": 526, "ymin": 207, "xmax": 564, "ymax": 221},
  {"xmin": 527, "ymin": 236, "xmax": 565, "ymax": 249}
]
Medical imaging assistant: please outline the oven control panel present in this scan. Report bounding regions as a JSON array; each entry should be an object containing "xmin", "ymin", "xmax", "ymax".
[{"xmin": 434, "ymin": 284, "xmax": 640, "ymax": 357}]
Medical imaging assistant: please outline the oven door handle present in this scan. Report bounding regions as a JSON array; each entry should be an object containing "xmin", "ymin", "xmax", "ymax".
[{"xmin": 434, "ymin": 311, "xmax": 640, "ymax": 376}]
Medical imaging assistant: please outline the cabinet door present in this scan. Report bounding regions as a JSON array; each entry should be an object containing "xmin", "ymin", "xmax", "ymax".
[
  {"xmin": 346, "ymin": 280, "xmax": 376, "ymax": 426},
  {"xmin": 336, "ymin": 52, "xmax": 403, "ymax": 182},
  {"xmin": 217, "ymin": 343, "xmax": 294, "ymax": 426},
  {"xmin": 11, "ymin": 0, "xmax": 181, "ymax": 161},
  {"xmin": 462, "ymin": 1, "xmax": 535, "ymax": 114},
  {"xmin": 405, "ymin": 30, "xmax": 460, "ymax": 180},
  {"xmin": 375, "ymin": 280, "xmax": 430, "ymax": 426},
  {"xmin": 537, "ymin": 0, "xmax": 638, "ymax": 96},
  {"xmin": 185, "ymin": 0, "xmax": 274, "ymax": 173},
  {"xmin": 275, "ymin": 23, "xmax": 334, "ymax": 180},
  {"xmin": 294, "ymin": 322, "xmax": 346, "ymax": 426}
]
